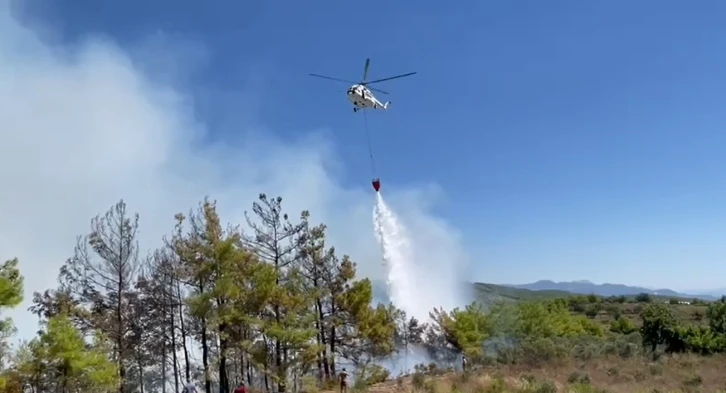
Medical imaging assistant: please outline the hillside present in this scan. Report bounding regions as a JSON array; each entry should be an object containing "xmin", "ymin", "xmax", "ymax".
[
  {"xmin": 372, "ymin": 280, "xmax": 712, "ymax": 309},
  {"xmin": 472, "ymin": 282, "xmax": 572, "ymax": 303},
  {"xmin": 507, "ymin": 279, "xmax": 719, "ymax": 301}
]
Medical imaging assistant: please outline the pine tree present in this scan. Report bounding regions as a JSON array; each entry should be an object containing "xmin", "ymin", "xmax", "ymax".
[
  {"xmin": 298, "ymin": 221, "xmax": 333, "ymax": 382},
  {"xmin": 0, "ymin": 258, "xmax": 24, "ymax": 391},
  {"xmin": 428, "ymin": 303, "xmax": 489, "ymax": 360},
  {"xmin": 171, "ymin": 202, "xmax": 216, "ymax": 393},
  {"xmin": 17, "ymin": 314, "xmax": 119, "ymax": 393},
  {"xmin": 244, "ymin": 194, "xmax": 316, "ymax": 392},
  {"xmin": 58, "ymin": 200, "xmax": 140, "ymax": 393},
  {"xmin": 0, "ymin": 191, "xmax": 483, "ymax": 393}
]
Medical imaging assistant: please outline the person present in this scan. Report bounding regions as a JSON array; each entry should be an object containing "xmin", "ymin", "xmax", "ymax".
[
  {"xmin": 462, "ymin": 355, "xmax": 468, "ymax": 372},
  {"xmin": 339, "ymin": 368, "xmax": 349, "ymax": 393},
  {"xmin": 181, "ymin": 381, "xmax": 197, "ymax": 393},
  {"xmin": 233, "ymin": 381, "xmax": 247, "ymax": 393}
]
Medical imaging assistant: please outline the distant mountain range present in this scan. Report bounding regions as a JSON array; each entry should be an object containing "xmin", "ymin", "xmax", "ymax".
[
  {"xmin": 506, "ymin": 280, "xmax": 720, "ymax": 301},
  {"xmin": 684, "ymin": 288, "xmax": 726, "ymax": 298},
  {"xmin": 369, "ymin": 279, "xmax": 724, "ymax": 308}
]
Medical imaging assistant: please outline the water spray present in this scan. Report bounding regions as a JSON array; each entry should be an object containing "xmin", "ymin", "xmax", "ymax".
[{"xmin": 373, "ymin": 193, "xmax": 426, "ymax": 321}]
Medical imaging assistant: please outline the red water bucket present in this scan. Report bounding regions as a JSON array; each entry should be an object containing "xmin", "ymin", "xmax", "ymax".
[{"xmin": 371, "ymin": 178, "xmax": 381, "ymax": 192}]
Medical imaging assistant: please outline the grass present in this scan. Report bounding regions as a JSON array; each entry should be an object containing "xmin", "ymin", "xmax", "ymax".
[{"xmin": 350, "ymin": 353, "xmax": 726, "ymax": 393}]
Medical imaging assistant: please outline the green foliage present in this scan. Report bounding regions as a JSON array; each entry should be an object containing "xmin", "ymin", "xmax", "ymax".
[
  {"xmin": 635, "ymin": 293, "xmax": 652, "ymax": 303},
  {"xmin": 639, "ymin": 303, "xmax": 679, "ymax": 354},
  {"xmin": 706, "ymin": 301, "xmax": 726, "ymax": 335},
  {"xmin": 340, "ymin": 289, "xmax": 398, "ymax": 363},
  {"xmin": 16, "ymin": 314, "xmax": 119, "ymax": 392},
  {"xmin": 353, "ymin": 363, "xmax": 389, "ymax": 387},
  {"xmin": 666, "ymin": 325, "xmax": 726, "ymax": 355},
  {"xmin": 429, "ymin": 303, "xmax": 489, "ymax": 358},
  {"xmin": 0, "ymin": 259, "xmax": 23, "ymax": 310},
  {"xmin": 609, "ymin": 317, "xmax": 636, "ymax": 335},
  {"xmin": 8, "ymin": 193, "xmax": 726, "ymax": 393},
  {"xmin": 584, "ymin": 304, "xmax": 601, "ymax": 319},
  {"xmin": 612, "ymin": 295, "xmax": 627, "ymax": 304},
  {"xmin": 512, "ymin": 300, "xmax": 603, "ymax": 340},
  {"xmin": 0, "ymin": 258, "xmax": 24, "ymax": 391}
]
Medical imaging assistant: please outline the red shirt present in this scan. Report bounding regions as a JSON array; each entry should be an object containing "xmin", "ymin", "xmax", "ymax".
[{"xmin": 233, "ymin": 386, "xmax": 247, "ymax": 393}]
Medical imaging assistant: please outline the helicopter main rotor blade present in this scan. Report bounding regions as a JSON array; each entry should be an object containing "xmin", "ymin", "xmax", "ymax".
[
  {"xmin": 309, "ymin": 74, "xmax": 358, "ymax": 84},
  {"xmin": 363, "ymin": 58, "xmax": 370, "ymax": 82},
  {"xmin": 363, "ymin": 72, "xmax": 417, "ymax": 85}
]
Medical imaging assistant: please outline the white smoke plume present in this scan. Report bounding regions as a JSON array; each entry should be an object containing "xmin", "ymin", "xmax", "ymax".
[{"xmin": 0, "ymin": 0, "xmax": 472, "ymax": 344}]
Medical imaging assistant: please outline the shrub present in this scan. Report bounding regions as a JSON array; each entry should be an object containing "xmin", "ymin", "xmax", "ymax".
[
  {"xmin": 412, "ymin": 372, "xmax": 426, "ymax": 390},
  {"xmin": 571, "ymin": 302, "xmax": 587, "ymax": 313},
  {"xmin": 682, "ymin": 373, "xmax": 702, "ymax": 387},
  {"xmin": 358, "ymin": 364, "xmax": 389, "ymax": 386},
  {"xmin": 635, "ymin": 293, "xmax": 652, "ymax": 303},
  {"xmin": 648, "ymin": 362, "xmax": 663, "ymax": 376},
  {"xmin": 484, "ymin": 377, "xmax": 506, "ymax": 393},
  {"xmin": 609, "ymin": 317, "xmax": 636, "ymax": 335},
  {"xmin": 517, "ymin": 337, "xmax": 568, "ymax": 366},
  {"xmin": 525, "ymin": 380, "xmax": 556, "ymax": 393},
  {"xmin": 571, "ymin": 342, "xmax": 602, "ymax": 361},
  {"xmin": 584, "ymin": 306, "xmax": 599, "ymax": 319},
  {"xmin": 567, "ymin": 370, "xmax": 591, "ymax": 385},
  {"xmin": 605, "ymin": 305, "xmax": 621, "ymax": 319}
]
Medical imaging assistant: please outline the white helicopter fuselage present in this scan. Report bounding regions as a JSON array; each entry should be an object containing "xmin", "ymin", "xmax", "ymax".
[{"xmin": 347, "ymin": 84, "xmax": 390, "ymax": 112}]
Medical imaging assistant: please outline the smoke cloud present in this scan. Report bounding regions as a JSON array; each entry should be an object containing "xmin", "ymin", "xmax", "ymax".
[{"xmin": 0, "ymin": 1, "xmax": 472, "ymax": 343}]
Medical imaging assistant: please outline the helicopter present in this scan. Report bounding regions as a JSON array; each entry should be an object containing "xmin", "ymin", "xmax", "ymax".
[{"xmin": 309, "ymin": 58, "xmax": 416, "ymax": 112}]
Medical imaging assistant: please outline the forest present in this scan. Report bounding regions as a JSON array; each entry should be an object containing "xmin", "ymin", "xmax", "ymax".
[{"xmin": 1, "ymin": 196, "xmax": 726, "ymax": 393}]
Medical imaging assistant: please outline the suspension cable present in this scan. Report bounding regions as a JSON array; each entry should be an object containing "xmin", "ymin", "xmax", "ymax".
[{"xmin": 363, "ymin": 109, "xmax": 377, "ymax": 177}]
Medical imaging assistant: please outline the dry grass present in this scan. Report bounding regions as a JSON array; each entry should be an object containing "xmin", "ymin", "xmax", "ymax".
[{"xmin": 340, "ymin": 354, "xmax": 726, "ymax": 393}]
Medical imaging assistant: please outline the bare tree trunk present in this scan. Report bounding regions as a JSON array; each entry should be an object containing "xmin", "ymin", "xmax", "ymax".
[
  {"xmin": 264, "ymin": 366, "xmax": 270, "ymax": 393},
  {"xmin": 315, "ymin": 330, "xmax": 323, "ymax": 382},
  {"xmin": 246, "ymin": 352, "xmax": 253, "ymax": 386},
  {"xmin": 316, "ymin": 297, "xmax": 330, "ymax": 380},
  {"xmin": 263, "ymin": 337, "xmax": 271, "ymax": 393},
  {"xmin": 117, "ymin": 263, "xmax": 127, "ymax": 393},
  {"xmin": 218, "ymin": 319, "xmax": 230, "ymax": 393},
  {"xmin": 162, "ymin": 326, "xmax": 168, "ymax": 393},
  {"xmin": 275, "ymin": 307, "xmax": 282, "ymax": 392},
  {"xmin": 138, "ymin": 357, "xmax": 145, "ymax": 393},
  {"xmin": 178, "ymin": 281, "xmax": 191, "ymax": 382},
  {"xmin": 201, "ymin": 321, "xmax": 212, "ymax": 393},
  {"xmin": 170, "ymin": 293, "xmax": 180, "ymax": 393},
  {"xmin": 329, "ymin": 324, "xmax": 336, "ymax": 376}
]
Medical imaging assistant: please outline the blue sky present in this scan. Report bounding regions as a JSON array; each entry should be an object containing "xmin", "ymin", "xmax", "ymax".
[{"xmin": 10, "ymin": 0, "xmax": 726, "ymax": 291}]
